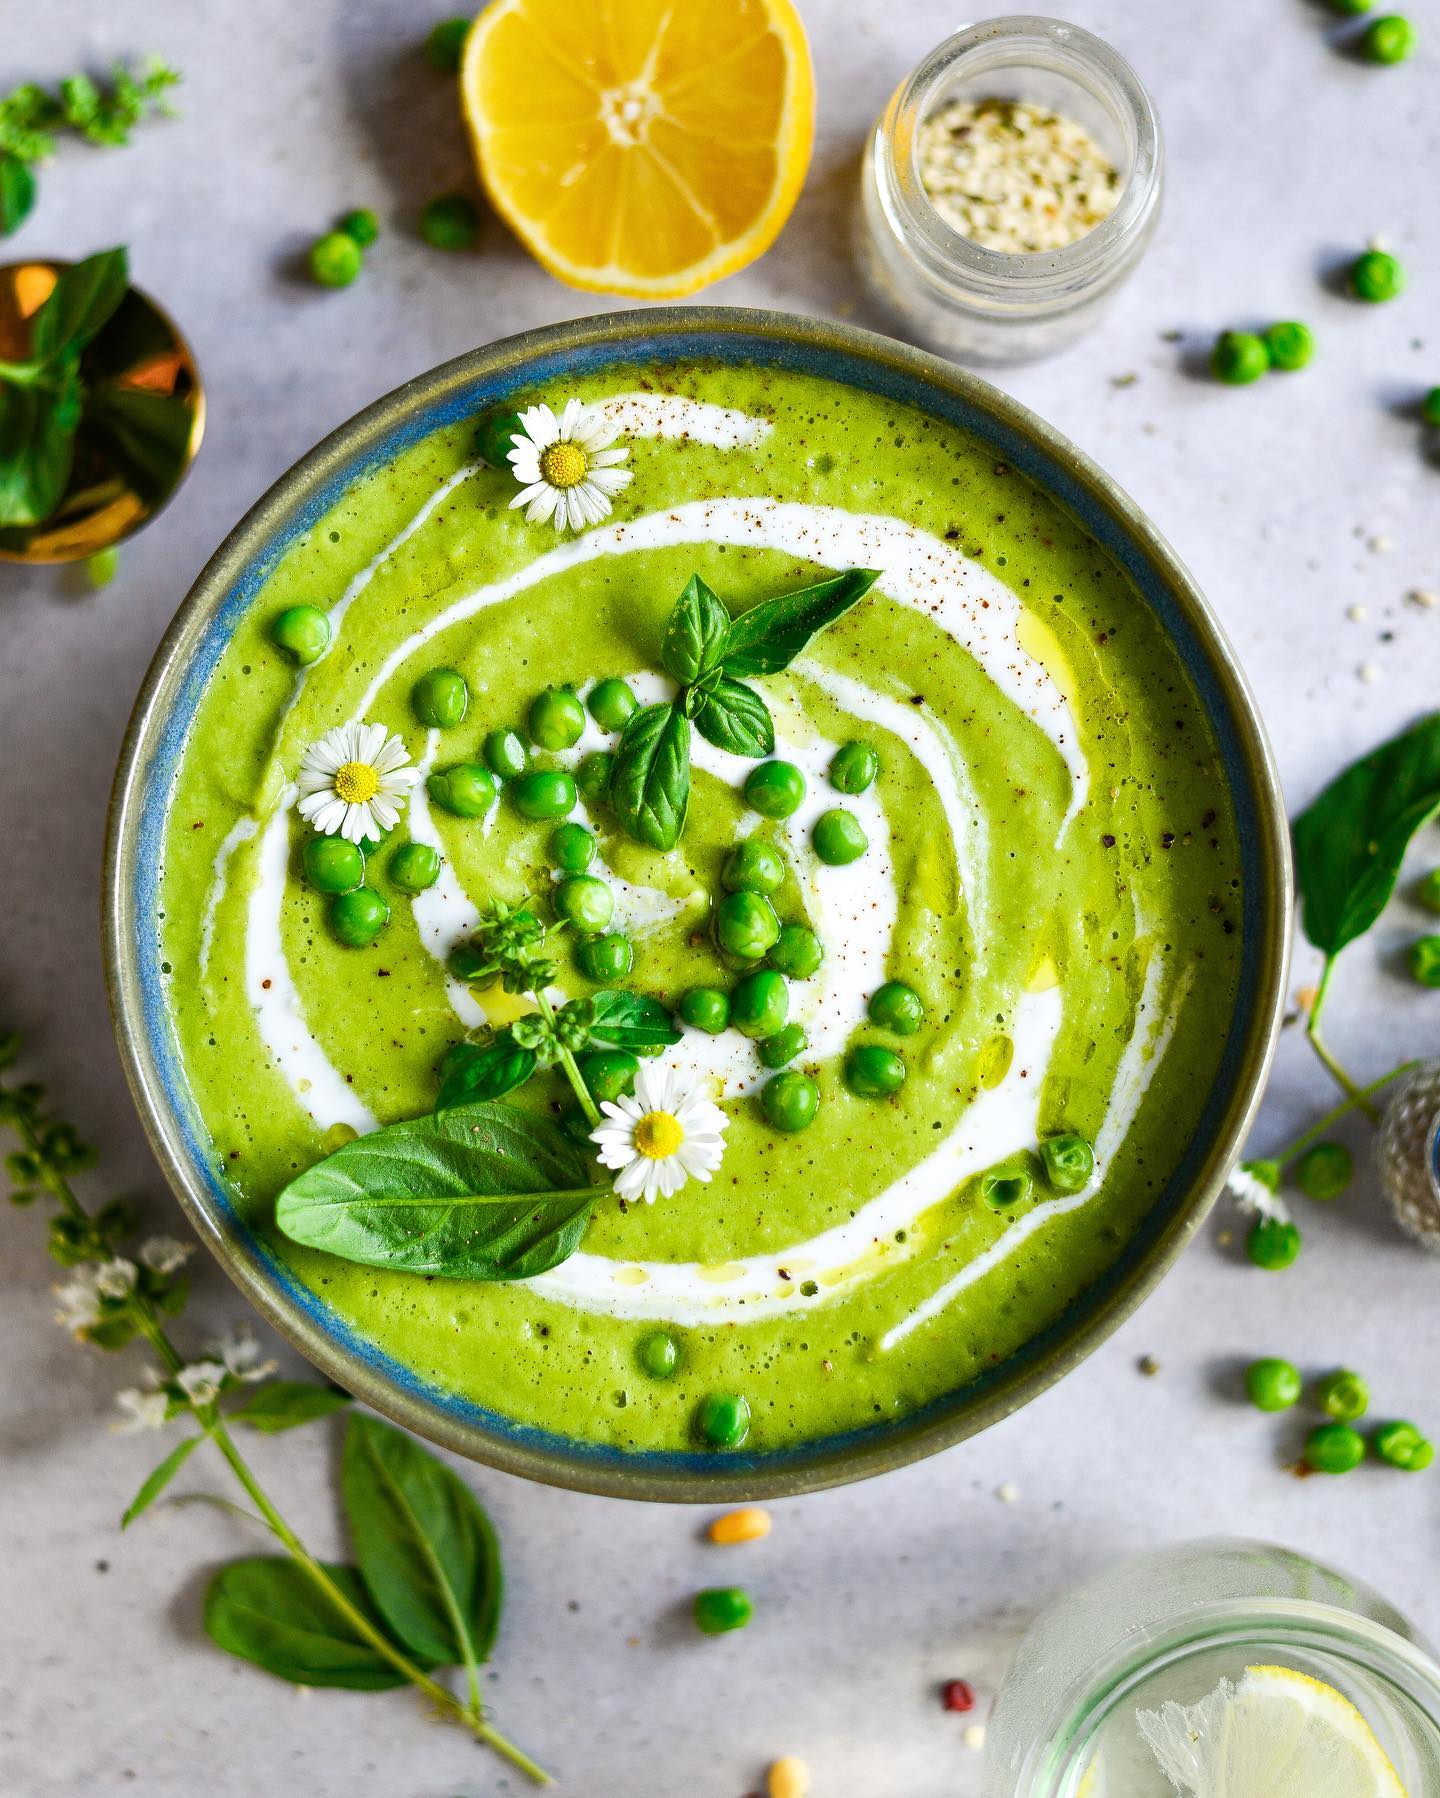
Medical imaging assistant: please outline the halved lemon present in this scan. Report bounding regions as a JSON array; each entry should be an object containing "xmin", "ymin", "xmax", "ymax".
[
  {"xmin": 1136, "ymin": 1663, "xmax": 1407, "ymax": 1797},
  {"xmin": 460, "ymin": 0, "xmax": 815, "ymax": 298}
]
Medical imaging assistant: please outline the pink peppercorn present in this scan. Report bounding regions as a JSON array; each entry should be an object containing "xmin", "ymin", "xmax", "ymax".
[{"xmin": 941, "ymin": 1679, "xmax": 975, "ymax": 1713}]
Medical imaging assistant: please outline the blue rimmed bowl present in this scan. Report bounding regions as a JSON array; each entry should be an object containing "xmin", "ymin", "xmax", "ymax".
[{"xmin": 104, "ymin": 308, "xmax": 1290, "ymax": 1501}]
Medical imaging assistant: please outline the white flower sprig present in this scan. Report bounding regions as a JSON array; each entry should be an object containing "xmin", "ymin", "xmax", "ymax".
[
  {"xmin": 1226, "ymin": 1159, "xmax": 1292, "ymax": 1225},
  {"xmin": 590, "ymin": 1064, "xmax": 728, "ymax": 1203},
  {"xmin": 507, "ymin": 399, "xmax": 632, "ymax": 532},
  {"xmin": 296, "ymin": 721, "xmax": 414, "ymax": 844}
]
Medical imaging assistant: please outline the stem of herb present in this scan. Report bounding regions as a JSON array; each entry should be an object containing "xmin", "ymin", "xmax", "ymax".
[
  {"xmin": 1268, "ymin": 1061, "xmax": 1418, "ymax": 1168},
  {"xmin": 1304, "ymin": 956, "xmax": 1380, "ymax": 1122},
  {"xmin": 533, "ymin": 988, "xmax": 601, "ymax": 1127},
  {"xmin": 11, "ymin": 1104, "xmax": 88, "ymax": 1222}
]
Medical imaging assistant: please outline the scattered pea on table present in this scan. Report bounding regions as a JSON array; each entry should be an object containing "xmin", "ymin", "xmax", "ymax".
[
  {"xmin": 1263, "ymin": 321, "xmax": 1315, "ymax": 371},
  {"xmin": 1362, "ymin": 13, "xmax": 1417, "ymax": 61},
  {"xmin": 1351, "ymin": 248, "xmax": 1405, "ymax": 302},
  {"xmin": 1408, "ymin": 935, "xmax": 1440, "ymax": 986},
  {"xmin": 1295, "ymin": 1140, "xmax": 1352, "ymax": 1200},
  {"xmin": 1419, "ymin": 866, "xmax": 1440, "ymax": 909},
  {"xmin": 1316, "ymin": 1369, "xmax": 1370, "ymax": 1423},
  {"xmin": 1422, "ymin": 392, "xmax": 1440, "ymax": 430},
  {"xmin": 308, "ymin": 230, "xmax": 363, "ymax": 288},
  {"xmin": 1245, "ymin": 1357, "xmax": 1302, "ymax": 1412},
  {"xmin": 1246, "ymin": 1217, "xmax": 1301, "ymax": 1270},
  {"xmin": 1304, "ymin": 1421, "xmax": 1366, "ymax": 1474},
  {"xmin": 420, "ymin": 193, "xmax": 480, "ymax": 251},
  {"xmin": 425, "ymin": 16, "xmax": 471, "ymax": 72},
  {"xmin": 339, "ymin": 207, "xmax": 379, "ymax": 247},
  {"xmin": 694, "ymin": 1587, "xmax": 753, "ymax": 1635},
  {"xmin": 1372, "ymin": 1420, "xmax": 1435, "ymax": 1471},
  {"xmin": 1211, "ymin": 330, "xmax": 1269, "ymax": 385}
]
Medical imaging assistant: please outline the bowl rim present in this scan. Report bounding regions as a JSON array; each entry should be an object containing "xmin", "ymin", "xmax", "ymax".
[{"xmin": 103, "ymin": 304, "xmax": 1292, "ymax": 1502}]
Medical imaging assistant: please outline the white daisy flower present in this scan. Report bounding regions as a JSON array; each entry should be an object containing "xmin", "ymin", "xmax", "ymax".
[
  {"xmin": 94, "ymin": 1257, "xmax": 138, "ymax": 1300},
  {"xmin": 1227, "ymin": 1160, "xmax": 1291, "ymax": 1224},
  {"xmin": 176, "ymin": 1360, "xmax": 228, "ymax": 1408},
  {"xmin": 113, "ymin": 1386, "xmax": 170, "ymax": 1432},
  {"xmin": 507, "ymin": 398, "xmax": 633, "ymax": 533},
  {"xmin": 139, "ymin": 1235, "xmax": 194, "ymax": 1276},
  {"xmin": 53, "ymin": 1267, "xmax": 105, "ymax": 1332},
  {"xmin": 590, "ymin": 1064, "xmax": 728, "ymax": 1204},
  {"xmin": 214, "ymin": 1327, "xmax": 278, "ymax": 1384},
  {"xmin": 296, "ymin": 721, "xmax": 414, "ymax": 844}
]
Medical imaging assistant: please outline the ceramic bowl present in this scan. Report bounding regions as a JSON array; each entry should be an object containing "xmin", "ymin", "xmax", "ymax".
[{"xmin": 104, "ymin": 308, "xmax": 1290, "ymax": 1500}]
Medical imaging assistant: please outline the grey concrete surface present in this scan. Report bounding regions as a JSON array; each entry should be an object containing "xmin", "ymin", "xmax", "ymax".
[{"xmin": 2, "ymin": 2, "xmax": 1438, "ymax": 1794}]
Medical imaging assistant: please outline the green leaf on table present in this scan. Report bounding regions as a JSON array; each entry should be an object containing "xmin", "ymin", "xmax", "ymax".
[
  {"xmin": 721, "ymin": 568, "xmax": 880, "ymax": 677},
  {"xmin": 435, "ymin": 1032, "xmax": 537, "ymax": 1114},
  {"xmin": 341, "ymin": 1413, "xmax": 502, "ymax": 1668},
  {"xmin": 692, "ymin": 675, "xmax": 775, "ymax": 758},
  {"xmin": 204, "ymin": 1556, "xmax": 419, "ymax": 1690},
  {"xmin": 230, "ymin": 1380, "xmax": 352, "ymax": 1433},
  {"xmin": 610, "ymin": 700, "xmax": 690, "ymax": 851},
  {"xmin": 660, "ymin": 573, "xmax": 731, "ymax": 686},
  {"xmin": 1293, "ymin": 712, "xmax": 1440, "ymax": 957},
  {"xmin": 0, "ymin": 152, "xmax": 35, "ymax": 235},
  {"xmin": 585, "ymin": 990, "xmax": 681, "ymax": 1053},
  {"xmin": 0, "ymin": 374, "xmax": 77, "ymax": 526},
  {"xmin": 30, "ymin": 245, "xmax": 128, "ymax": 360},
  {"xmin": 81, "ymin": 386, "xmax": 193, "ymax": 505},
  {"xmin": 274, "ymin": 1100, "xmax": 595, "ymax": 1281},
  {"xmin": 120, "ymin": 1433, "xmax": 200, "ymax": 1528}
]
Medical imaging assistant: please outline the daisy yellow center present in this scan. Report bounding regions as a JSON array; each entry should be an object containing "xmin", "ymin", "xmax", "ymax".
[
  {"xmin": 539, "ymin": 440, "xmax": 588, "ymax": 489},
  {"xmin": 634, "ymin": 1111, "xmax": 684, "ymax": 1159},
  {"xmin": 334, "ymin": 761, "xmax": 380, "ymax": 805}
]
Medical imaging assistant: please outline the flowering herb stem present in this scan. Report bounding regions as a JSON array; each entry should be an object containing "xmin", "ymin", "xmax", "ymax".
[
  {"xmin": 533, "ymin": 986, "xmax": 601, "ymax": 1127},
  {"xmin": 1304, "ymin": 955, "xmax": 1381, "ymax": 1121},
  {"xmin": 1267, "ymin": 1060, "xmax": 1419, "ymax": 1170}
]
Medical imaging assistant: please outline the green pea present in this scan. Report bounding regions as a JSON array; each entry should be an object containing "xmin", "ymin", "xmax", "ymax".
[
  {"xmin": 761, "ymin": 1070, "xmax": 819, "ymax": 1133},
  {"xmin": 411, "ymin": 666, "xmax": 469, "ymax": 729},
  {"xmin": 425, "ymin": 16, "xmax": 470, "ymax": 71},
  {"xmin": 1422, "ymin": 391, "xmax": 1440, "ymax": 430},
  {"xmin": 1351, "ymin": 248, "xmax": 1405, "ymax": 302},
  {"xmin": 577, "ymin": 1049, "xmax": 638, "ymax": 1103},
  {"xmin": 587, "ymin": 677, "xmax": 638, "ymax": 731},
  {"xmin": 744, "ymin": 759, "xmax": 806, "ymax": 819},
  {"xmin": 475, "ymin": 410, "xmax": 524, "ymax": 470},
  {"xmin": 420, "ymin": 193, "xmax": 479, "ymax": 251},
  {"xmin": 1245, "ymin": 1357, "xmax": 1302, "ymax": 1412},
  {"xmin": 867, "ymin": 980, "xmax": 924, "ymax": 1035},
  {"xmin": 1304, "ymin": 1421, "xmax": 1366, "ymax": 1475},
  {"xmin": 845, "ymin": 1044, "xmax": 906, "ymax": 1098},
  {"xmin": 1331, "ymin": 0, "xmax": 1373, "ymax": 11},
  {"xmin": 731, "ymin": 970, "xmax": 789, "ymax": 1039},
  {"xmin": 813, "ymin": 808, "xmax": 868, "ymax": 865},
  {"xmin": 576, "ymin": 750, "xmax": 614, "ymax": 803},
  {"xmin": 768, "ymin": 923, "xmax": 823, "ymax": 979},
  {"xmin": 309, "ymin": 230, "xmax": 363, "ymax": 288},
  {"xmin": 1372, "ymin": 1420, "xmax": 1435, "ymax": 1471},
  {"xmin": 528, "ymin": 686, "xmax": 586, "ymax": 750},
  {"xmin": 1408, "ymin": 934, "xmax": 1440, "ymax": 986},
  {"xmin": 1419, "ymin": 867, "xmax": 1440, "ymax": 910},
  {"xmin": 830, "ymin": 740, "xmax": 879, "ymax": 794},
  {"xmin": 1296, "ymin": 1141, "xmax": 1353, "ymax": 1201},
  {"xmin": 329, "ymin": 887, "xmax": 390, "ymax": 947},
  {"xmin": 980, "ymin": 1168, "xmax": 1033, "ymax": 1214},
  {"xmin": 86, "ymin": 547, "xmax": 120, "ymax": 588},
  {"xmin": 482, "ymin": 727, "xmax": 528, "ymax": 780},
  {"xmin": 577, "ymin": 932, "xmax": 633, "ymax": 982},
  {"xmin": 715, "ymin": 890, "xmax": 781, "ymax": 961},
  {"xmin": 637, "ymin": 1330, "xmax": 679, "ymax": 1379},
  {"xmin": 1246, "ymin": 1216, "xmax": 1301, "ymax": 1270},
  {"xmin": 303, "ymin": 835, "xmax": 365, "ymax": 894},
  {"xmin": 758, "ymin": 1024, "xmax": 807, "ymax": 1069},
  {"xmin": 1263, "ymin": 321, "xmax": 1315, "ymax": 371},
  {"xmin": 722, "ymin": 838, "xmax": 786, "ymax": 894},
  {"xmin": 693, "ymin": 1587, "xmax": 753, "ymax": 1635},
  {"xmin": 513, "ymin": 769, "xmax": 577, "ymax": 821},
  {"xmin": 1211, "ymin": 331, "xmax": 1269, "ymax": 385},
  {"xmin": 388, "ymin": 842, "xmax": 441, "ymax": 893},
  {"xmin": 1039, "ymin": 1133, "xmax": 1095, "ymax": 1194},
  {"xmin": 554, "ymin": 873, "xmax": 613, "ymax": 934},
  {"xmin": 550, "ymin": 822, "xmax": 596, "ymax": 872},
  {"xmin": 679, "ymin": 986, "xmax": 730, "ymax": 1034},
  {"xmin": 1363, "ymin": 13, "xmax": 1417, "ymax": 61},
  {"xmin": 428, "ymin": 763, "xmax": 499, "ymax": 818},
  {"xmin": 697, "ymin": 1391, "xmax": 750, "ymax": 1448},
  {"xmin": 270, "ymin": 604, "xmax": 331, "ymax": 665},
  {"xmin": 340, "ymin": 208, "xmax": 380, "ymax": 247},
  {"xmin": 1316, "ymin": 1369, "xmax": 1370, "ymax": 1423}
]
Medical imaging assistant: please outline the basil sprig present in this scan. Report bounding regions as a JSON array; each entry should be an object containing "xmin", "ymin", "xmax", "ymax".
[
  {"xmin": 610, "ymin": 567, "xmax": 879, "ymax": 851},
  {"xmin": 274, "ymin": 1100, "xmax": 596, "ymax": 1281},
  {"xmin": 1293, "ymin": 712, "xmax": 1440, "ymax": 957}
]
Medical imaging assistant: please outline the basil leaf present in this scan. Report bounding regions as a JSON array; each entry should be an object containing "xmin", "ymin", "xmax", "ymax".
[
  {"xmin": 274, "ymin": 1100, "xmax": 596, "ymax": 1281},
  {"xmin": 230, "ymin": 1380, "xmax": 352, "ymax": 1433},
  {"xmin": 435, "ymin": 1033, "xmax": 537, "ymax": 1114},
  {"xmin": 587, "ymin": 990, "xmax": 682, "ymax": 1052},
  {"xmin": 30, "ymin": 244, "xmax": 128, "ymax": 360},
  {"xmin": 693, "ymin": 676, "xmax": 775, "ymax": 758},
  {"xmin": 660, "ymin": 573, "xmax": 731, "ymax": 686},
  {"xmin": 0, "ymin": 376, "xmax": 75, "ymax": 526},
  {"xmin": 204, "ymin": 1557, "xmax": 418, "ymax": 1690},
  {"xmin": 1294, "ymin": 712, "xmax": 1440, "ymax": 957},
  {"xmin": 120, "ymin": 1433, "xmax": 199, "ymax": 1528},
  {"xmin": 341, "ymin": 1413, "xmax": 502, "ymax": 1668},
  {"xmin": 0, "ymin": 152, "xmax": 35, "ymax": 236},
  {"xmin": 722, "ymin": 568, "xmax": 880, "ymax": 677},
  {"xmin": 610, "ymin": 700, "xmax": 690, "ymax": 851},
  {"xmin": 81, "ymin": 386, "xmax": 193, "ymax": 505}
]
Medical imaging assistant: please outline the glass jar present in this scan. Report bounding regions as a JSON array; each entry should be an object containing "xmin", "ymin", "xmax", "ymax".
[
  {"xmin": 857, "ymin": 15, "xmax": 1164, "ymax": 365},
  {"xmin": 983, "ymin": 1538, "xmax": 1440, "ymax": 1796}
]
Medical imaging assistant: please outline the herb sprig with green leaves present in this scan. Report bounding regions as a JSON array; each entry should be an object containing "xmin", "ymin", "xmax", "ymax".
[
  {"xmin": 612, "ymin": 568, "xmax": 879, "ymax": 849},
  {"xmin": 1, "ymin": 1031, "xmax": 550, "ymax": 1784},
  {"xmin": 0, "ymin": 60, "xmax": 179, "ymax": 235}
]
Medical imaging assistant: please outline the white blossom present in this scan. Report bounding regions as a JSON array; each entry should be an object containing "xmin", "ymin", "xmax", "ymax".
[
  {"xmin": 177, "ymin": 1361, "xmax": 227, "ymax": 1407},
  {"xmin": 113, "ymin": 1387, "xmax": 170, "ymax": 1432},
  {"xmin": 53, "ymin": 1267, "xmax": 104, "ymax": 1332},
  {"xmin": 139, "ymin": 1235, "xmax": 194, "ymax": 1276},
  {"xmin": 94, "ymin": 1257, "xmax": 138, "ymax": 1299},
  {"xmin": 215, "ymin": 1327, "xmax": 278, "ymax": 1384},
  {"xmin": 296, "ymin": 722, "xmax": 414, "ymax": 844}
]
